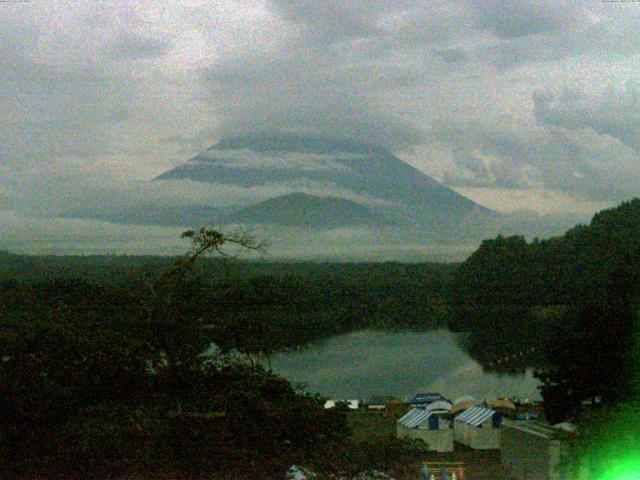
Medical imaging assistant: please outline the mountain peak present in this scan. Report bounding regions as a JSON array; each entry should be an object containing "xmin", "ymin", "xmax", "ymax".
[
  {"xmin": 212, "ymin": 132, "xmax": 387, "ymax": 156},
  {"xmin": 151, "ymin": 131, "xmax": 496, "ymax": 234}
]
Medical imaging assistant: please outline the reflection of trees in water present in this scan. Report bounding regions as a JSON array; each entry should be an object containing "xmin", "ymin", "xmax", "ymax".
[{"xmin": 452, "ymin": 309, "xmax": 549, "ymax": 375}]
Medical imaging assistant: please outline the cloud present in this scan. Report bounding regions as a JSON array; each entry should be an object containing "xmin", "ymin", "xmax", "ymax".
[
  {"xmin": 2, "ymin": 0, "xmax": 640, "ymax": 255},
  {"xmin": 202, "ymin": 49, "xmax": 425, "ymax": 149},
  {"xmin": 0, "ymin": 209, "xmax": 186, "ymax": 256},
  {"xmin": 534, "ymin": 84, "xmax": 640, "ymax": 153},
  {"xmin": 105, "ymin": 33, "xmax": 171, "ymax": 60},
  {"xmin": 434, "ymin": 48, "xmax": 469, "ymax": 64},
  {"xmin": 469, "ymin": 0, "xmax": 578, "ymax": 39},
  {"xmin": 429, "ymin": 108, "xmax": 640, "ymax": 202}
]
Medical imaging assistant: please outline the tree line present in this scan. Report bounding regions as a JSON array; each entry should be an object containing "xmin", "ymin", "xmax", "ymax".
[
  {"xmin": 0, "ymin": 229, "xmax": 425, "ymax": 479},
  {"xmin": 449, "ymin": 199, "xmax": 640, "ymax": 476}
]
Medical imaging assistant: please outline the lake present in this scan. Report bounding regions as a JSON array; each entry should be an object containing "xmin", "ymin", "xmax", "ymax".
[{"xmin": 270, "ymin": 329, "xmax": 541, "ymax": 401}]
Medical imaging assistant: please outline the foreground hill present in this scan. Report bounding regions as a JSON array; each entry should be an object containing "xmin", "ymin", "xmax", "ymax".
[{"xmin": 218, "ymin": 192, "xmax": 389, "ymax": 227}]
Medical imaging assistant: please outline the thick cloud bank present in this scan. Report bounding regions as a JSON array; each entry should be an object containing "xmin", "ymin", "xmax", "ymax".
[{"xmin": 1, "ymin": 0, "xmax": 639, "ymax": 254}]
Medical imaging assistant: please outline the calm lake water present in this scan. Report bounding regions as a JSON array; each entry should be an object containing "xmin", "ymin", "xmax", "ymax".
[{"xmin": 270, "ymin": 329, "xmax": 541, "ymax": 401}]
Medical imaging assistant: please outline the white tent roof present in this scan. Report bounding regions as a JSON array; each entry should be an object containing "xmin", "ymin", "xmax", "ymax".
[
  {"xmin": 427, "ymin": 400, "xmax": 453, "ymax": 412},
  {"xmin": 397, "ymin": 408, "xmax": 434, "ymax": 428},
  {"xmin": 453, "ymin": 395, "xmax": 477, "ymax": 405},
  {"xmin": 455, "ymin": 405, "xmax": 496, "ymax": 427}
]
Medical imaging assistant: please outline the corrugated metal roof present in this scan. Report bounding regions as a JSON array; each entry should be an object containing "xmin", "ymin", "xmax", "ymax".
[
  {"xmin": 502, "ymin": 420, "xmax": 559, "ymax": 438},
  {"xmin": 398, "ymin": 408, "xmax": 434, "ymax": 428},
  {"xmin": 455, "ymin": 405, "xmax": 496, "ymax": 427}
]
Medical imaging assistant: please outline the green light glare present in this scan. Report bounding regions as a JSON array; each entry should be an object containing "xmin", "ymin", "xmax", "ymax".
[
  {"xmin": 599, "ymin": 457, "xmax": 640, "ymax": 480},
  {"xmin": 577, "ymin": 403, "xmax": 640, "ymax": 480}
]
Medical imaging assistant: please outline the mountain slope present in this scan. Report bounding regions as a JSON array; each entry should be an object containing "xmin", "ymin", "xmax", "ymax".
[
  {"xmin": 218, "ymin": 192, "xmax": 389, "ymax": 227},
  {"xmin": 154, "ymin": 132, "xmax": 495, "ymax": 229}
]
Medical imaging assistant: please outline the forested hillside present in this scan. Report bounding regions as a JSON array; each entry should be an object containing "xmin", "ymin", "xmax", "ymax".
[
  {"xmin": 0, "ymin": 231, "xmax": 426, "ymax": 479},
  {"xmin": 0, "ymin": 256, "xmax": 453, "ymax": 355},
  {"xmin": 450, "ymin": 199, "xmax": 640, "ymax": 423},
  {"xmin": 451, "ymin": 198, "xmax": 640, "ymax": 311}
]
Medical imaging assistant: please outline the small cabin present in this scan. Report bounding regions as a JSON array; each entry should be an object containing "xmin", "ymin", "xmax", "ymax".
[
  {"xmin": 501, "ymin": 420, "xmax": 576, "ymax": 480},
  {"xmin": 454, "ymin": 405, "xmax": 501, "ymax": 449},
  {"xmin": 396, "ymin": 408, "xmax": 453, "ymax": 452}
]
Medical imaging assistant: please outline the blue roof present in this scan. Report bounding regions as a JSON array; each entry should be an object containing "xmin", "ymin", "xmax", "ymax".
[
  {"xmin": 517, "ymin": 412, "xmax": 538, "ymax": 421},
  {"xmin": 409, "ymin": 392, "xmax": 445, "ymax": 404},
  {"xmin": 455, "ymin": 406, "xmax": 496, "ymax": 427}
]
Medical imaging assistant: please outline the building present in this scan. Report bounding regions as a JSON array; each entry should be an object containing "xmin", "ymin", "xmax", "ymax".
[
  {"xmin": 451, "ymin": 395, "xmax": 481, "ymax": 414},
  {"xmin": 426, "ymin": 400, "xmax": 453, "ymax": 413},
  {"xmin": 324, "ymin": 400, "xmax": 336, "ymax": 409},
  {"xmin": 367, "ymin": 396, "xmax": 387, "ymax": 410},
  {"xmin": 501, "ymin": 420, "xmax": 575, "ymax": 480},
  {"xmin": 347, "ymin": 399, "xmax": 359, "ymax": 410},
  {"xmin": 396, "ymin": 408, "xmax": 453, "ymax": 452},
  {"xmin": 454, "ymin": 405, "xmax": 501, "ymax": 449},
  {"xmin": 409, "ymin": 392, "xmax": 446, "ymax": 407}
]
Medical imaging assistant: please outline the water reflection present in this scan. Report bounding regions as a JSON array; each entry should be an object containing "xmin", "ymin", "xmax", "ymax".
[{"xmin": 270, "ymin": 330, "xmax": 541, "ymax": 400}]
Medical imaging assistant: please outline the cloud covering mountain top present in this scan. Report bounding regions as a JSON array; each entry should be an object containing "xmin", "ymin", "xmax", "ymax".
[{"xmin": 1, "ymin": 0, "xmax": 639, "ymax": 254}]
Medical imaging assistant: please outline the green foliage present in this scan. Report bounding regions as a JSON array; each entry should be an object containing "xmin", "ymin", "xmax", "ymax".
[
  {"xmin": 450, "ymin": 198, "xmax": 640, "ymax": 419},
  {"xmin": 0, "ymin": 230, "xmax": 425, "ymax": 478}
]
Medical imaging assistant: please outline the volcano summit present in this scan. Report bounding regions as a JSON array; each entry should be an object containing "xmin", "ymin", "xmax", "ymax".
[{"xmin": 154, "ymin": 132, "xmax": 496, "ymax": 234}]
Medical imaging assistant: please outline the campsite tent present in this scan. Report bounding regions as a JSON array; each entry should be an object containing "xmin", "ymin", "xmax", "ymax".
[
  {"xmin": 396, "ymin": 408, "xmax": 453, "ymax": 452},
  {"xmin": 490, "ymin": 399, "xmax": 516, "ymax": 410},
  {"xmin": 451, "ymin": 398, "xmax": 482, "ymax": 414},
  {"xmin": 451, "ymin": 395, "xmax": 481, "ymax": 414},
  {"xmin": 426, "ymin": 400, "xmax": 453, "ymax": 413},
  {"xmin": 453, "ymin": 395, "xmax": 477, "ymax": 404},
  {"xmin": 454, "ymin": 405, "xmax": 501, "ymax": 449},
  {"xmin": 490, "ymin": 398, "xmax": 517, "ymax": 417}
]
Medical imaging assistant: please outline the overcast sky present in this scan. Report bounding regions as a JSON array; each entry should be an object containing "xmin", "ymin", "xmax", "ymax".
[{"xmin": 1, "ymin": 0, "xmax": 639, "ymax": 253}]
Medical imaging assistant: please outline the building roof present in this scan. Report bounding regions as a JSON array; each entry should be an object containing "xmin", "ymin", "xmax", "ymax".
[
  {"xmin": 516, "ymin": 412, "xmax": 538, "ymax": 421},
  {"xmin": 490, "ymin": 399, "xmax": 516, "ymax": 410},
  {"xmin": 409, "ymin": 392, "xmax": 445, "ymax": 404},
  {"xmin": 398, "ymin": 408, "xmax": 434, "ymax": 428},
  {"xmin": 451, "ymin": 399, "xmax": 483, "ymax": 413},
  {"xmin": 427, "ymin": 400, "xmax": 453, "ymax": 412},
  {"xmin": 453, "ymin": 395, "xmax": 477, "ymax": 405},
  {"xmin": 455, "ymin": 405, "xmax": 496, "ymax": 427},
  {"xmin": 502, "ymin": 420, "xmax": 566, "ymax": 438},
  {"xmin": 347, "ymin": 399, "xmax": 359, "ymax": 409},
  {"xmin": 368, "ymin": 396, "xmax": 387, "ymax": 405}
]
